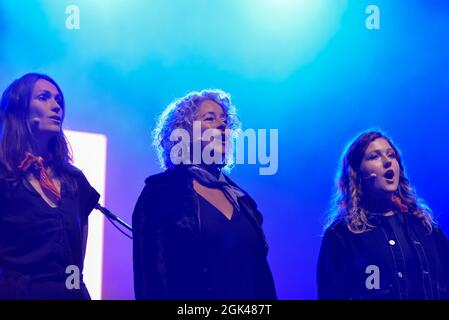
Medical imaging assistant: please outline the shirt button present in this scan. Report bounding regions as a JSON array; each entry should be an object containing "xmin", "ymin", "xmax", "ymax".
[
  {"xmin": 398, "ymin": 272, "xmax": 403, "ymax": 278},
  {"xmin": 423, "ymin": 270, "xmax": 429, "ymax": 275},
  {"xmin": 389, "ymin": 240, "xmax": 396, "ymax": 246}
]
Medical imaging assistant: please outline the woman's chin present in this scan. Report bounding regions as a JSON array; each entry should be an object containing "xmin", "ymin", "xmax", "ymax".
[{"xmin": 33, "ymin": 128, "xmax": 61, "ymax": 139}]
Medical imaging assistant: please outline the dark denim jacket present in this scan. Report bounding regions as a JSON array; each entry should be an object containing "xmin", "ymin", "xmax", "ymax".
[{"xmin": 317, "ymin": 213, "xmax": 449, "ymax": 300}]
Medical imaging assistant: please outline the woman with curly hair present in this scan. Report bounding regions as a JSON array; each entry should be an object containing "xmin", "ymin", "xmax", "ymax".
[
  {"xmin": 132, "ymin": 89, "xmax": 276, "ymax": 300},
  {"xmin": 0, "ymin": 73, "xmax": 99, "ymax": 299},
  {"xmin": 317, "ymin": 129, "xmax": 449, "ymax": 300}
]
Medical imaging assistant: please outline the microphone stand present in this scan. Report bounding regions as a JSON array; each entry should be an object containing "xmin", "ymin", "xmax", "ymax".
[{"xmin": 95, "ymin": 204, "xmax": 133, "ymax": 233}]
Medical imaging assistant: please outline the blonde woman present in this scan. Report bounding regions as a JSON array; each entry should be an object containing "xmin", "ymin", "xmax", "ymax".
[{"xmin": 133, "ymin": 89, "xmax": 276, "ymax": 300}]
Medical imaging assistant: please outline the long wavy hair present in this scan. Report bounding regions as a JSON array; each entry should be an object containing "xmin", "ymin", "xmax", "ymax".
[
  {"xmin": 153, "ymin": 89, "xmax": 241, "ymax": 172},
  {"xmin": 0, "ymin": 73, "xmax": 77, "ymax": 190},
  {"xmin": 326, "ymin": 129, "xmax": 433, "ymax": 234}
]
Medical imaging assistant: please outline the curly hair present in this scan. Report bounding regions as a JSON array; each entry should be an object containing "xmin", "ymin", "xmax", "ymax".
[
  {"xmin": 152, "ymin": 89, "xmax": 241, "ymax": 172},
  {"xmin": 326, "ymin": 129, "xmax": 434, "ymax": 234}
]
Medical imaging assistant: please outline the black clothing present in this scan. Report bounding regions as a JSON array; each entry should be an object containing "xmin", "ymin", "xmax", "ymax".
[
  {"xmin": 0, "ymin": 167, "xmax": 100, "ymax": 299},
  {"xmin": 384, "ymin": 213, "xmax": 424, "ymax": 299},
  {"xmin": 198, "ymin": 194, "xmax": 264, "ymax": 299},
  {"xmin": 317, "ymin": 212, "xmax": 449, "ymax": 300},
  {"xmin": 132, "ymin": 165, "xmax": 277, "ymax": 300}
]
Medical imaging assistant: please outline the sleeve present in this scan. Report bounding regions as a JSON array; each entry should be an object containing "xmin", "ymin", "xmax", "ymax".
[
  {"xmin": 77, "ymin": 171, "xmax": 100, "ymax": 225},
  {"xmin": 435, "ymin": 224, "xmax": 449, "ymax": 289},
  {"xmin": 247, "ymin": 195, "xmax": 264, "ymax": 226},
  {"xmin": 132, "ymin": 182, "xmax": 168, "ymax": 300},
  {"xmin": 0, "ymin": 163, "xmax": 11, "ymax": 196},
  {"xmin": 317, "ymin": 226, "xmax": 352, "ymax": 300},
  {"xmin": 0, "ymin": 165, "xmax": 18, "ymax": 204},
  {"xmin": 0, "ymin": 178, "xmax": 9, "ymax": 205},
  {"xmin": 257, "ymin": 257, "xmax": 278, "ymax": 300},
  {"xmin": 234, "ymin": 184, "xmax": 277, "ymax": 299}
]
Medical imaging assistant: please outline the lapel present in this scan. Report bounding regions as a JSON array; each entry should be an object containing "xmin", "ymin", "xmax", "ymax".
[{"xmin": 169, "ymin": 166, "xmax": 200, "ymax": 235}]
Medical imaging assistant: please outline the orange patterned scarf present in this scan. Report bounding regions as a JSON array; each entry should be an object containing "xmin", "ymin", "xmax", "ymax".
[{"xmin": 18, "ymin": 152, "xmax": 61, "ymax": 201}]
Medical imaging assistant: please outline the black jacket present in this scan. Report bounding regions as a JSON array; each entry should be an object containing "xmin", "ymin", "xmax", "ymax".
[
  {"xmin": 317, "ymin": 213, "xmax": 449, "ymax": 300},
  {"xmin": 132, "ymin": 166, "xmax": 277, "ymax": 300}
]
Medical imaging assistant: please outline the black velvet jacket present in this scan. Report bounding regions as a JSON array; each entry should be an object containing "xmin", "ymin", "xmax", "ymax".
[
  {"xmin": 317, "ymin": 213, "xmax": 449, "ymax": 300},
  {"xmin": 132, "ymin": 166, "xmax": 277, "ymax": 300}
]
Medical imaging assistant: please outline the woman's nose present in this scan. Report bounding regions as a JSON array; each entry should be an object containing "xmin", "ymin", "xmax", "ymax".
[
  {"xmin": 216, "ymin": 120, "xmax": 226, "ymax": 131},
  {"xmin": 51, "ymin": 101, "xmax": 61, "ymax": 114},
  {"xmin": 383, "ymin": 157, "xmax": 392, "ymax": 168}
]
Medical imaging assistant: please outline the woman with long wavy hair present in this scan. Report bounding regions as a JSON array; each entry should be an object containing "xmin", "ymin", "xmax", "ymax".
[
  {"xmin": 317, "ymin": 129, "xmax": 449, "ymax": 300},
  {"xmin": 132, "ymin": 89, "xmax": 276, "ymax": 300},
  {"xmin": 0, "ymin": 73, "xmax": 99, "ymax": 299}
]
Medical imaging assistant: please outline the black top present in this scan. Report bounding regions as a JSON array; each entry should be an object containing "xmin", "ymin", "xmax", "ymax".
[
  {"xmin": 384, "ymin": 213, "xmax": 424, "ymax": 299},
  {"xmin": 0, "ymin": 168, "xmax": 100, "ymax": 299},
  {"xmin": 198, "ymin": 194, "xmax": 263, "ymax": 299}
]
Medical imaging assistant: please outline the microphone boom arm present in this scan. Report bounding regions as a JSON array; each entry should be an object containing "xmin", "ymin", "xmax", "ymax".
[{"xmin": 95, "ymin": 204, "xmax": 133, "ymax": 232}]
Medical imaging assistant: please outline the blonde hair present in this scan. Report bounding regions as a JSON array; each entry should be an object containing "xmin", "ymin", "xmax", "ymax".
[{"xmin": 152, "ymin": 89, "xmax": 241, "ymax": 172}]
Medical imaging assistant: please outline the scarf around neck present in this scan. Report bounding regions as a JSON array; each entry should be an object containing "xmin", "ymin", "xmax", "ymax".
[
  {"xmin": 187, "ymin": 165, "xmax": 246, "ymax": 211},
  {"xmin": 18, "ymin": 152, "xmax": 62, "ymax": 201}
]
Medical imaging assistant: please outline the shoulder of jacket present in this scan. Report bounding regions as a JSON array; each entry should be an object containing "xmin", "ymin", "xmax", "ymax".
[
  {"xmin": 144, "ymin": 171, "xmax": 169, "ymax": 185},
  {"xmin": 60, "ymin": 163, "xmax": 84, "ymax": 179},
  {"xmin": 144, "ymin": 166, "xmax": 190, "ymax": 187},
  {"xmin": 324, "ymin": 219, "xmax": 350, "ymax": 239}
]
